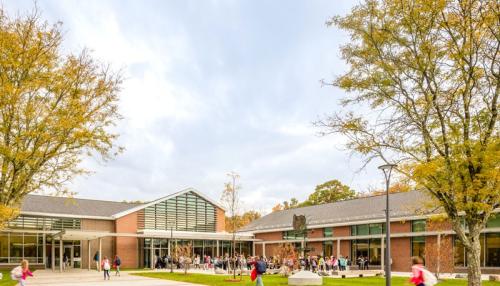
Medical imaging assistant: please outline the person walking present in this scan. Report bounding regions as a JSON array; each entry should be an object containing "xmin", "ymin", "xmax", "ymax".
[
  {"xmin": 113, "ymin": 255, "xmax": 121, "ymax": 276},
  {"xmin": 101, "ymin": 256, "xmax": 111, "ymax": 280},
  {"xmin": 250, "ymin": 256, "xmax": 266, "ymax": 286},
  {"xmin": 10, "ymin": 259, "xmax": 33, "ymax": 286},
  {"xmin": 93, "ymin": 251, "xmax": 100, "ymax": 271},
  {"xmin": 410, "ymin": 256, "xmax": 425, "ymax": 286}
]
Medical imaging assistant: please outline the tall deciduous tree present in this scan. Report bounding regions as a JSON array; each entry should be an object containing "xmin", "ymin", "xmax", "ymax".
[
  {"xmin": 320, "ymin": 1, "xmax": 499, "ymax": 285},
  {"xmin": 225, "ymin": 210, "xmax": 261, "ymax": 233},
  {"xmin": 305, "ymin": 179, "xmax": 355, "ymax": 205},
  {"xmin": 0, "ymin": 9, "xmax": 122, "ymax": 227},
  {"xmin": 221, "ymin": 171, "xmax": 240, "ymax": 279}
]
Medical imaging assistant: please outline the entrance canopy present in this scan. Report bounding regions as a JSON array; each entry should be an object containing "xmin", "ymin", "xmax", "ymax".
[{"xmin": 52, "ymin": 229, "xmax": 138, "ymax": 240}]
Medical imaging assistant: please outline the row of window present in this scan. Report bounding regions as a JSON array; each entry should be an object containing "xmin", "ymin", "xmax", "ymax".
[
  {"xmin": 0, "ymin": 233, "xmax": 44, "ymax": 264},
  {"xmin": 285, "ymin": 215, "xmax": 500, "ymax": 240},
  {"xmin": 139, "ymin": 191, "xmax": 217, "ymax": 232},
  {"xmin": 141, "ymin": 239, "xmax": 252, "ymax": 268},
  {"xmin": 7, "ymin": 216, "xmax": 81, "ymax": 230}
]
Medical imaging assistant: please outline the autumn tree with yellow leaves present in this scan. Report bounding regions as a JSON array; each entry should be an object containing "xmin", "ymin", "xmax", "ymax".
[
  {"xmin": 0, "ymin": 9, "xmax": 122, "ymax": 227},
  {"xmin": 319, "ymin": 1, "xmax": 499, "ymax": 285}
]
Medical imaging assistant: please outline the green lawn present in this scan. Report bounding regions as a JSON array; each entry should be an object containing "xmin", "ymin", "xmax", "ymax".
[
  {"xmin": 0, "ymin": 270, "xmax": 17, "ymax": 286},
  {"xmin": 132, "ymin": 272, "xmax": 500, "ymax": 286}
]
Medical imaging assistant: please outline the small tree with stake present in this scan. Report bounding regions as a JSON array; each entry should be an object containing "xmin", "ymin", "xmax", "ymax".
[{"xmin": 221, "ymin": 171, "xmax": 241, "ymax": 280}]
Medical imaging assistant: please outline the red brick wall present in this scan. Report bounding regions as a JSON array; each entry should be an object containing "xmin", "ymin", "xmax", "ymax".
[
  {"xmin": 334, "ymin": 226, "xmax": 351, "ymax": 237},
  {"xmin": 425, "ymin": 234, "xmax": 454, "ymax": 273},
  {"xmin": 216, "ymin": 207, "xmax": 226, "ymax": 232},
  {"xmin": 115, "ymin": 211, "xmax": 139, "ymax": 268},
  {"xmin": 81, "ymin": 219, "xmax": 115, "ymax": 269},
  {"xmin": 340, "ymin": 240, "xmax": 351, "ymax": 258},
  {"xmin": 308, "ymin": 241, "xmax": 323, "ymax": 256},
  {"xmin": 307, "ymin": 228, "xmax": 324, "ymax": 239},
  {"xmin": 391, "ymin": 221, "xmax": 410, "ymax": 233},
  {"xmin": 255, "ymin": 231, "xmax": 282, "ymax": 241},
  {"xmin": 255, "ymin": 244, "xmax": 263, "ymax": 257},
  {"xmin": 391, "ymin": 237, "xmax": 411, "ymax": 272}
]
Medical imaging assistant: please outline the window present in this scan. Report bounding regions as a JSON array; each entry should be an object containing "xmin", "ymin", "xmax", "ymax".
[
  {"xmin": 412, "ymin": 220, "xmax": 426, "ymax": 232},
  {"xmin": 369, "ymin": 238, "xmax": 382, "ymax": 265},
  {"xmin": 283, "ymin": 230, "xmax": 305, "ymax": 240},
  {"xmin": 323, "ymin": 241, "xmax": 333, "ymax": 257},
  {"xmin": 357, "ymin": 225, "xmax": 369, "ymax": 236},
  {"xmin": 486, "ymin": 233, "xmax": 500, "ymax": 267},
  {"xmin": 411, "ymin": 236, "xmax": 425, "ymax": 262},
  {"xmin": 352, "ymin": 223, "xmax": 385, "ymax": 236},
  {"xmin": 140, "ymin": 191, "xmax": 218, "ymax": 232},
  {"xmin": 487, "ymin": 215, "xmax": 500, "ymax": 228},
  {"xmin": 351, "ymin": 239, "xmax": 369, "ymax": 262},
  {"xmin": 324, "ymin": 227, "xmax": 333, "ymax": 237},
  {"xmin": 454, "ymin": 237, "xmax": 465, "ymax": 267},
  {"xmin": 369, "ymin": 224, "xmax": 383, "ymax": 234}
]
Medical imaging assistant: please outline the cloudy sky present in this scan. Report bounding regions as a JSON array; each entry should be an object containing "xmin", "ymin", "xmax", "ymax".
[{"xmin": 4, "ymin": 0, "xmax": 385, "ymax": 213}]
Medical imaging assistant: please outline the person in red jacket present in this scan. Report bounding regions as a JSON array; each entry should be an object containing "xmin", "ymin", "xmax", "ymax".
[
  {"xmin": 410, "ymin": 256, "xmax": 425, "ymax": 286},
  {"xmin": 11, "ymin": 259, "xmax": 33, "ymax": 286}
]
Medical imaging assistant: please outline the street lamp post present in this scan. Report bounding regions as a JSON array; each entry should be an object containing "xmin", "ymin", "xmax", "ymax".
[{"xmin": 378, "ymin": 163, "xmax": 397, "ymax": 286}]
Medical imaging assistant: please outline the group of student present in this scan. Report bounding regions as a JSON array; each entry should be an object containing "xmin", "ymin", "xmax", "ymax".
[
  {"xmin": 298, "ymin": 255, "xmax": 351, "ymax": 272},
  {"xmin": 92, "ymin": 251, "xmax": 122, "ymax": 280}
]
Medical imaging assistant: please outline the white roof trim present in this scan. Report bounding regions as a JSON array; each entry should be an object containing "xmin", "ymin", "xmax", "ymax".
[
  {"xmin": 111, "ymin": 188, "xmax": 225, "ymax": 219},
  {"xmin": 20, "ymin": 211, "xmax": 114, "ymax": 220}
]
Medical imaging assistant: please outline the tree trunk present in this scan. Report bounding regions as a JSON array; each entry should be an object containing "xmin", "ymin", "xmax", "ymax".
[{"xmin": 466, "ymin": 228, "xmax": 482, "ymax": 286}]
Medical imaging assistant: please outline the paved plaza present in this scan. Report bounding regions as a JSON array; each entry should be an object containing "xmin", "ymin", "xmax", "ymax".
[{"xmin": 25, "ymin": 269, "xmax": 200, "ymax": 286}]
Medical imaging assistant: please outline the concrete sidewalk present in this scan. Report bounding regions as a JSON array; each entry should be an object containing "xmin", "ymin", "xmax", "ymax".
[{"xmin": 25, "ymin": 269, "xmax": 201, "ymax": 286}]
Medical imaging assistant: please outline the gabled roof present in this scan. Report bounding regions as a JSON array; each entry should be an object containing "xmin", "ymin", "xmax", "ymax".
[
  {"xmin": 20, "ymin": 188, "xmax": 225, "ymax": 220},
  {"xmin": 21, "ymin": 195, "xmax": 141, "ymax": 219},
  {"xmin": 238, "ymin": 190, "xmax": 435, "ymax": 233},
  {"xmin": 111, "ymin": 187, "xmax": 226, "ymax": 219}
]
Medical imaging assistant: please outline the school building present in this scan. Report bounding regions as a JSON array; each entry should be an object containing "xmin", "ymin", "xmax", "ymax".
[
  {"xmin": 1, "ymin": 189, "xmax": 499, "ymax": 273},
  {"xmin": 0, "ymin": 188, "xmax": 255, "ymax": 271},
  {"xmin": 239, "ymin": 191, "xmax": 500, "ymax": 274}
]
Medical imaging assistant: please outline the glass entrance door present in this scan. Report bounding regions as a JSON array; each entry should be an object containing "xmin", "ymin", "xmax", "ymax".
[{"xmin": 54, "ymin": 241, "xmax": 81, "ymax": 269}]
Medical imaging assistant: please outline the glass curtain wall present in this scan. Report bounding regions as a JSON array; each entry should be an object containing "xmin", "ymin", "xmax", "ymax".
[
  {"xmin": 142, "ymin": 239, "xmax": 253, "ymax": 266},
  {"xmin": 0, "ymin": 233, "xmax": 45, "ymax": 264}
]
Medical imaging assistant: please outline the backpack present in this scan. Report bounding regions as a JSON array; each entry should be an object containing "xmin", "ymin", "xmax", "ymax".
[
  {"xmin": 256, "ymin": 261, "xmax": 267, "ymax": 274},
  {"xmin": 103, "ymin": 261, "xmax": 110, "ymax": 270},
  {"xmin": 422, "ymin": 268, "xmax": 438, "ymax": 286},
  {"xmin": 10, "ymin": 266, "xmax": 22, "ymax": 279},
  {"xmin": 115, "ymin": 257, "xmax": 121, "ymax": 266}
]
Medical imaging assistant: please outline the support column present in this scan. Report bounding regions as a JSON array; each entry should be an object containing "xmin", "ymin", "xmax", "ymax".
[
  {"xmin": 59, "ymin": 239, "xmax": 63, "ymax": 272},
  {"xmin": 216, "ymin": 240, "xmax": 220, "ymax": 257},
  {"xmin": 262, "ymin": 243, "xmax": 266, "ymax": 258},
  {"xmin": 381, "ymin": 237, "xmax": 385, "ymax": 270},
  {"xmin": 51, "ymin": 239, "xmax": 55, "ymax": 271},
  {"xmin": 87, "ymin": 240, "xmax": 91, "ymax": 271},
  {"xmin": 42, "ymin": 233, "xmax": 46, "ymax": 267},
  {"xmin": 252, "ymin": 242, "xmax": 255, "ymax": 256},
  {"xmin": 336, "ymin": 239, "xmax": 340, "ymax": 259},
  {"xmin": 437, "ymin": 234, "xmax": 441, "ymax": 278},
  {"xmin": 98, "ymin": 238, "xmax": 102, "ymax": 272},
  {"xmin": 150, "ymin": 238, "xmax": 155, "ymax": 269}
]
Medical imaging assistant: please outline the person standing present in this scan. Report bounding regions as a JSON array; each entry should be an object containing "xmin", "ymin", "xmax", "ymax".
[
  {"xmin": 101, "ymin": 256, "xmax": 111, "ymax": 280},
  {"xmin": 10, "ymin": 259, "xmax": 33, "ymax": 286},
  {"xmin": 113, "ymin": 255, "xmax": 121, "ymax": 276},
  {"xmin": 63, "ymin": 253, "xmax": 69, "ymax": 271}
]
